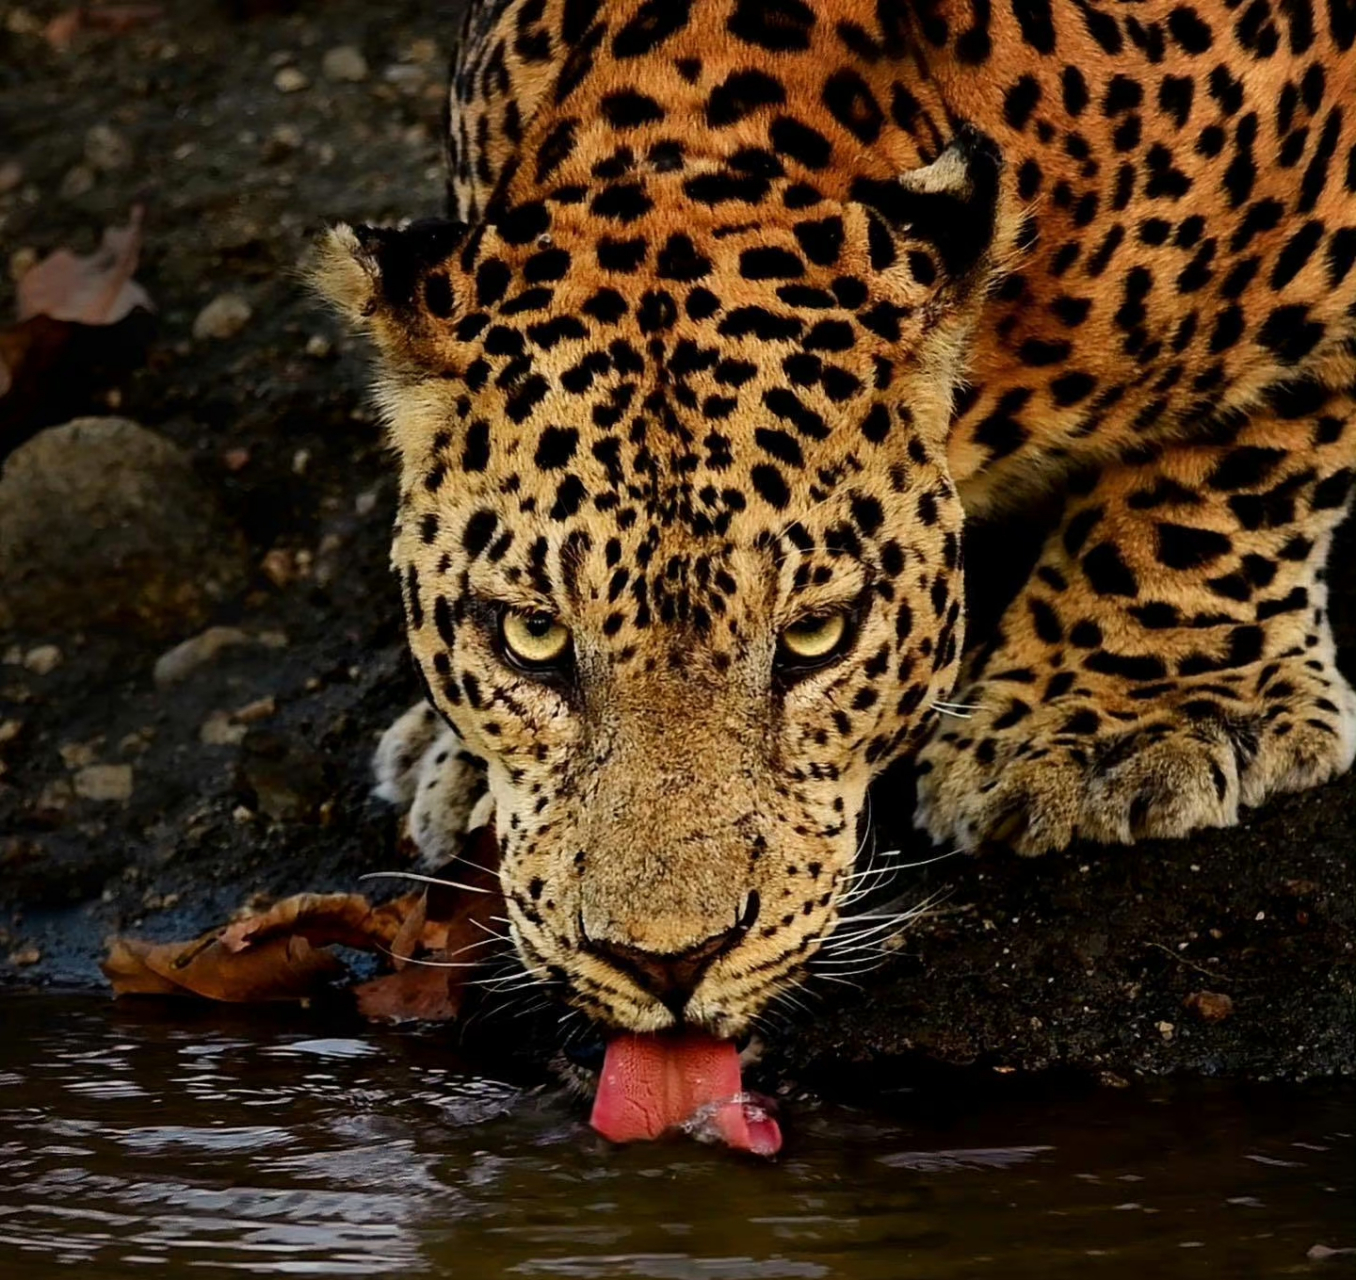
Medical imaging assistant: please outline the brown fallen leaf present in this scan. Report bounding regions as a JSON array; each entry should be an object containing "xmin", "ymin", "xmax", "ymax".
[
  {"xmin": 219, "ymin": 891, "xmax": 410, "ymax": 955},
  {"xmin": 103, "ymin": 933, "xmax": 344, "ymax": 1001},
  {"xmin": 1, "ymin": 208, "xmax": 154, "ymax": 452},
  {"xmin": 44, "ymin": 4, "xmax": 163, "ymax": 51},
  {"xmin": 17, "ymin": 206, "xmax": 152, "ymax": 326},
  {"xmin": 103, "ymin": 826, "xmax": 506, "ymax": 1021}
]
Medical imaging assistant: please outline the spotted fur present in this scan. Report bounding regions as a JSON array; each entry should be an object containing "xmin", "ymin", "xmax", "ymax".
[{"xmin": 317, "ymin": 0, "xmax": 1356, "ymax": 1036}]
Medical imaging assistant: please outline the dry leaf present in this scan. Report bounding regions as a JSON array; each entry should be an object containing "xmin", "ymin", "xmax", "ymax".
[
  {"xmin": 219, "ymin": 891, "xmax": 409, "ymax": 954},
  {"xmin": 355, "ymin": 965, "xmax": 464, "ymax": 1022},
  {"xmin": 103, "ymin": 826, "xmax": 506, "ymax": 1021},
  {"xmin": 45, "ymin": 4, "xmax": 163, "ymax": 50},
  {"xmin": 1, "ymin": 208, "xmax": 154, "ymax": 449},
  {"xmin": 103, "ymin": 933, "xmax": 344, "ymax": 1001},
  {"xmin": 17, "ymin": 206, "xmax": 152, "ymax": 326}
]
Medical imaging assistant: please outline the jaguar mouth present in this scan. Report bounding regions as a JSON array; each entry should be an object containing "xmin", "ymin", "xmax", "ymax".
[{"xmin": 559, "ymin": 1030, "xmax": 779, "ymax": 1155}]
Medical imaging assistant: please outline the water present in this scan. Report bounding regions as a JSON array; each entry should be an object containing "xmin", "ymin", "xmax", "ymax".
[{"xmin": 0, "ymin": 996, "xmax": 1350, "ymax": 1278}]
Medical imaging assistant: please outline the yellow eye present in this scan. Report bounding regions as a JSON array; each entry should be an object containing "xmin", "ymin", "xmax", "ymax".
[
  {"xmin": 780, "ymin": 611, "xmax": 849, "ymax": 663},
  {"xmin": 500, "ymin": 610, "xmax": 572, "ymax": 668}
]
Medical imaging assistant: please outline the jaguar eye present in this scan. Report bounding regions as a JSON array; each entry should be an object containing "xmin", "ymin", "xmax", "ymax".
[
  {"xmin": 778, "ymin": 610, "xmax": 850, "ymax": 668},
  {"xmin": 500, "ymin": 609, "xmax": 572, "ymax": 669}
]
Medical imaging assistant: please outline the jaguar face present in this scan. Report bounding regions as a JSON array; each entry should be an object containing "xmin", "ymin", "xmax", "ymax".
[{"xmin": 316, "ymin": 134, "xmax": 1002, "ymax": 1034}]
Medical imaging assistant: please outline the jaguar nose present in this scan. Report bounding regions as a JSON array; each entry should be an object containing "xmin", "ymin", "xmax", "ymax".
[{"xmin": 589, "ymin": 926, "xmax": 745, "ymax": 1017}]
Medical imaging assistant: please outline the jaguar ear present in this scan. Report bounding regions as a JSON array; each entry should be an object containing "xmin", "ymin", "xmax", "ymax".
[
  {"xmin": 852, "ymin": 125, "xmax": 1006, "ymax": 297},
  {"xmin": 311, "ymin": 217, "xmax": 470, "ymax": 356}
]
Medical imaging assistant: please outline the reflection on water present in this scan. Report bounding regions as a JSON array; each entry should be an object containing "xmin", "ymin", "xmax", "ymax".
[{"xmin": 0, "ymin": 995, "xmax": 1350, "ymax": 1278}]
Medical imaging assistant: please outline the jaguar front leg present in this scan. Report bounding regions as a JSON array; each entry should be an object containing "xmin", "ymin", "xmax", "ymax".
[
  {"xmin": 373, "ymin": 702, "xmax": 493, "ymax": 868},
  {"xmin": 917, "ymin": 385, "xmax": 1355, "ymax": 854}
]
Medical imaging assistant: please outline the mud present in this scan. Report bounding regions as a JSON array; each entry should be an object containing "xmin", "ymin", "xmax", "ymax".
[{"xmin": 1, "ymin": 0, "xmax": 1351, "ymax": 1091}]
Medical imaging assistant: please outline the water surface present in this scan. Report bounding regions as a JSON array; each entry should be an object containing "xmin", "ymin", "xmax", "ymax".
[{"xmin": 0, "ymin": 995, "xmax": 1349, "ymax": 1278}]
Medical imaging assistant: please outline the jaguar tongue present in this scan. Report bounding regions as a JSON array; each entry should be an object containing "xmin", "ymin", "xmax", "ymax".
[{"xmin": 589, "ymin": 1032, "xmax": 782, "ymax": 1156}]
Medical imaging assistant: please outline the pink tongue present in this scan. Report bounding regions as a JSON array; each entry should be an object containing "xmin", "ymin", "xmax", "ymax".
[{"xmin": 589, "ymin": 1033, "xmax": 782, "ymax": 1156}]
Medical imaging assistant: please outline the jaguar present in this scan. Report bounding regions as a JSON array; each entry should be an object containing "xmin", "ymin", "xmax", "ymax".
[{"xmin": 315, "ymin": 0, "xmax": 1356, "ymax": 1040}]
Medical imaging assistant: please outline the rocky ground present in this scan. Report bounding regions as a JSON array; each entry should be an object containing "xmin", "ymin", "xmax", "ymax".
[{"xmin": 1, "ymin": 0, "xmax": 1351, "ymax": 1092}]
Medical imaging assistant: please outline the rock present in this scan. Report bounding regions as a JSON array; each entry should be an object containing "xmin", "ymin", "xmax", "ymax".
[
  {"xmin": 262, "ymin": 124, "xmax": 302, "ymax": 162},
  {"xmin": 7, "ymin": 946, "xmax": 41, "ymax": 967},
  {"xmin": 58, "ymin": 739, "xmax": 101, "ymax": 769},
  {"xmin": 233, "ymin": 695, "xmax": 276, "ymax": 724},
  {"xmin": 8, "ymin": 245, "xmax": 38, "ymax": 283},
  {"xmin": 1184, "ymin": 990, "xmax": 1235, "ymax": 1022},
  {"xmin": 402, "ymin": 37, "xmax": 439, "ymax": 64},
  {"xmin": 59, "ymin": 163, "xmax": 95, "ymax": 198},
  {"xmin": 22, "ymin": 644, "xmax": 62, "ymax": 675},
  {"xmin": 201, "ymin": 695, "xmax": 277, "ymax": 746},
  {"xmin": 0, "ymin": 719, "xmax": 22, "ymax": 749},
  {"xmin": 273, "ymin": 66, "xmax": 309, "ymax": 93},
  {"xmin": 35, "ymin": 778, "xmax": 72, "ymax": 811},
  {"xmin": 192, "ymin": 293, "xmax": 252, "ymax": 341},
  {"xmin": 84, "ymin": 124, "xmax": 131, "ymax": 171},
  {"xmin": 153, "ymin": 626, "xmax": 252, "ymax": 686},
  {"xmin": 0, "ymin": 418, "xmax": 249, "ymax": 640},
  {"xmin": 383, "ymin": 63, "xmax": 427, "ymax": 93},
  {"xmin": 200, "ymin": 711, "xmax": 247, "ymax": 747},
  {"xmin": 73, "ymin": 763, "xmax": 133, "ymax": 802},
  {"xmin": 321, "ymin": 45, "xmax": 368, "ymax": 82},
  {"xmin": 261, "ymin": 547, "xmax": 300, "ymax": 587}
]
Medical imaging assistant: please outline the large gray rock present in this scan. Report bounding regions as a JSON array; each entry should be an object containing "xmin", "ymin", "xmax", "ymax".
[{"xmin": 0, "ymin": 417, "xmax": 248, "ymax": 640}]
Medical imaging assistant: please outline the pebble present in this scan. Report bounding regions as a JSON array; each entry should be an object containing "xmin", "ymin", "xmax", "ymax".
[
  {"xmin": 402, "ymin": 37, "xmax": 439, "ymax": 64},
  {"xmin": 118, "ymin": 728, "xmax": 155, "ymax": 756},
  {"xmin": 85, "ymin": 123, "xmax": 132, "ymax": 171},
  {"xmin": 8, "ymin": 246, "xmax": 37, "ymax": 283},
  {"xmin": 233, "ymin": 695, "xmax": 277, "ymax": 725},
  {"xmin": 273, "ymin": 65, "xmax": 310, "ymax": 93},
  {"xmin": 262, "ymin": 124, "xmax": 302, "ymax": 163},
  {"xmin": 201, "ymin": 695, "xmax": 277, "ymax": 746},
  {"xmin": 58, "ymin": 740, "xmax": 101, "ymax": 769},
  {"xmin": 7, "ymin": 946, "xmax": 41, "ymax": 968},
  {"xmin": 37, "ymin": 778, "xmax": 73, "ymax": 810},
  {"xmin": 59, "ymin": 163, "xmax": 95, "ymax": 198},
  {"xmin": 261, "ymin": 547, "xmax": 298, "ymax": 588},
  {"xmin": 153, "ymin": 626, "xmax": 252, "ymax": 686},
  {"xmin": 322, "ymin": 45, "xmax": 368, "ymax": 82},
  {"xmin": 200, "ymin": 711, "xmax": 247, "ymax": 747},
  {"xmin": 1155, "ymin": 1020, "xmax": 1175, "ymax": 1041},
  {"xmin": 304, "ymin": 333, "xmax": 332, "ymax": 359},
  {"xmin": 1183, "ymin": 990, "xmax": 1234, "ymax": 1023},
  {"xmin": 22, "ymin": 645, "xmax": 62, "ymax": 675},
  {"xmin": 193, "ymin": 293, "xmax": 252, "ymax": 341},
  {"xmin": 73, "ymin": 763, "xmax": 134, "ymax": 803},
  {"xmin": 0, "ymin": 719, "xmax": 22, "ymax": 748},
  {"xmin": 383, "ymin": 63, "xmax": 428, "ymax": 93}
]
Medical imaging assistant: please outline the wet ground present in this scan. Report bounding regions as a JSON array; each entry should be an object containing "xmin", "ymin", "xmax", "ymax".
[
  {"xmin": 1, "ymin": 995, "xmax": 1353, "ymax": 1279},
  {"xmin": 0, "ymin": 0, "xmax": 1354, "ymax": 1090}
]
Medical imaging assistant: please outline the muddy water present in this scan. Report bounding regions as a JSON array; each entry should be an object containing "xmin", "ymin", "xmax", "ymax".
[{"xmin": 0, "ymin": 996, "xmax": 1350, "ymax": 1279}]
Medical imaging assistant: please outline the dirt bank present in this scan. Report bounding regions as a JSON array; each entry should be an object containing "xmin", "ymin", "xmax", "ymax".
[{"xmin": 1, "ymin": 0, "xmax": 1351, "ymax": 1091}]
